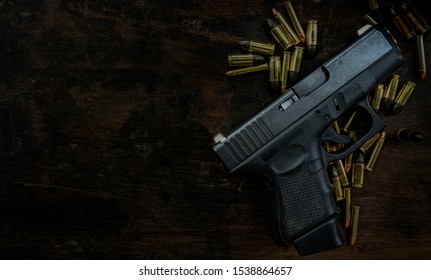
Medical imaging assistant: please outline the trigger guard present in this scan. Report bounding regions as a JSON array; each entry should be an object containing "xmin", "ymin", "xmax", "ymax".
[
  {"xmin": 269, "ymin": 144, "xmax": 307, "ymax": 175},
  {"xmin": 323, "ymin": 98, "xmax": 386, "ymax": 163},
  {"xmin": 322, "ymin": 126, "xmax": 352, "ymax": 144}
]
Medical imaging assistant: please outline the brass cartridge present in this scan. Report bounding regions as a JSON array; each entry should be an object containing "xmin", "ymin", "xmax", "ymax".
[
  {"xmin": 344, "ymin": 153, "xmax": 353, "ymax": 174},
  {"xmin": 284, "ymin": 1, "xmax": 306, "ymax": 43},
  {"xmin": 363, "ymin": 13, "xmax": 379, "ymax": 26},
  {"xmin": 342, "ymin": 134, "xmax": 356, "ymax": 172},
  {"xmin": 281, "ymin": 50, "xmax": 292, "ymax": 93},
  {"xmin": 269, "ymin": 56, "xmax": 282, "ymax": 93},
  {"xmin": 344, "ymin": 188, "xmax": 351, "ymax": 228},
  {"xmin": 367, "ymin": 0, "xmax": 383, "ymax": 19},
  {"xmin": 349, "ymin": 205, "xmax": 360, "ymax": 246},
  {"xmin": 333, "ymin": 120, "xmax": 341, "ymax": 134},
  {"xmin": 381, "ymin": 74, "xmax": 400, "ymax": 112},
  {"xmin": 225, "ymin": 63, "xmax": 268, "ymax": 77},
  {"xmin": 328, "ymin": 163, "xmax": 344, "ymax": 201},
  {"xmin": 360, "ymin": 132, "xmax": 380, "ymax": 153},
  {"xmin": 389, "ymin": 6, "xmax": 415, "ymax": 39},
  {"xmin": 407, "ymin": 1, "xmax": 431, "ymax": 33},
  {"xmin": 342, "ymin": 111, "xmax": 357, "ymax": 133},
  {"xmin": 352, "ymin": 150, "xmax": 365, "ymax": 188},
  {"xmin": 228, "ymin": 53, "xmax": 266, "ymax": 67},
  {"xmin": 288, "ymin": 46, "xmax": 304, "ymax": 83},
  {"xmin": 336, "ymin": 159, "xmax": 350, "ymax": 187},
  {"xmin": 365, "ymin": 131, "xmax": 386, "ymax": 171},
  {"xmin": 417, "ymin": 35, "xmax": 426, "ymax": 79},
  {"xmin": 265, "ymin": 18, "xmax": 293, "ymax": 50},
  {"xmin": 306, "ymin": 20, "xmax": 318, "ymax": 58},
  {"xmin": 390, "ymin": 80, "xmax": 416, "ymax": 115},
  {"xmin": 400, "ymin": 2, "xmax": 430, "ymax": 34},
  {"xmin": 238, "ymin": 40, "xmax": 275, "ymax": 56},
  {"xmin": 271, "ymin": 8, "xmax": 301, "ymax": 46},
  {"xmin": 371, "ymin": 84, "xmax": 384, "ymax": 112}
]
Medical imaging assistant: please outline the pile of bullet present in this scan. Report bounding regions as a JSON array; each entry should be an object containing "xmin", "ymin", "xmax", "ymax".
[
  {"xmin": 326, "ymin": 0, "xmax": 430, "ymax": 247},
  {"xmin": 325, "ymin": 116, "xmax": 384, "ymax": 246},
  {"xmin": 223, "ymin": 0, "xmax": 426, "ymax": 249},
  {"xmin": 325, "ymin": 72, "xmax": 424, "ymax": 247},
  {"xmin": 226, "ymin": 1, "xmax": 317, "ymax": 94},
  {"xmin": 363, "ymin": 0, "xmax": 429, "ymax": 79},
  {"xmin": 371, "ymin": 73, "xmax": 416, "ymax": 115}
]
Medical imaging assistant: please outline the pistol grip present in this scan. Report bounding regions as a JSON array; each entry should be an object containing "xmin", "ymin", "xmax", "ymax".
[{"xmin": 265, "ymin": 145, "xmax": 344, "ymax": 255}]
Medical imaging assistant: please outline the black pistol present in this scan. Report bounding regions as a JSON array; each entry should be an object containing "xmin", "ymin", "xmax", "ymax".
[{"xmin": 212, "ymin": 25, "xmax": 404, "ymax": 256}]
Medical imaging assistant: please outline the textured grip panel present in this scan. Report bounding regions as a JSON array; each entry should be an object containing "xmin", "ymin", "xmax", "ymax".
[
  {"xmin": 266, "ymin": 164, "xmax": 335, "ymax": 244},
  {"xmin": 274, "ymin": 169, "xmax": 325, "ymax": 238}
]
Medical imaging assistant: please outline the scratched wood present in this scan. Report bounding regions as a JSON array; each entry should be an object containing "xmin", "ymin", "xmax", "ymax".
[{"xmin": 0, "ymin": 0, "xmax": 430, "ymax": 259}]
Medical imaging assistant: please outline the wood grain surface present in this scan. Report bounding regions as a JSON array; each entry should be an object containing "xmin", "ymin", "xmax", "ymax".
[{"xmin": 0, "ymin": 0, "xmax": 430, "ymax": 259}]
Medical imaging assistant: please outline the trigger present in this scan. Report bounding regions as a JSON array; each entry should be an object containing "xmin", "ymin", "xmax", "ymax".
[{"xmin": 322, "ymin": 126, "xmax": 352, "ymax": 144}]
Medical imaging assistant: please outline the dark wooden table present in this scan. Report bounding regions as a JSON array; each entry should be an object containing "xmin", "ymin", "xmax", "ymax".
[{"xmin": 1, "ymin": 0, "xmax": 430, "ymax": 260}]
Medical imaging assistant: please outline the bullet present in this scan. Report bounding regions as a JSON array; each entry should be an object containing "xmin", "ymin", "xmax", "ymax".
[
  {"xmin": 349, "ymin": 205, "xmax": 360, "ymax": 246},
  {"xmin": 389, "ymin": 5, "xmax": 415, "ymax": 40},
  {"xmin": 281, "ymin": 50, "xmax": 291, "ymax": 93},
  {"xmin": 336, "ymin": 159, "xmax": 350, "ymax": 187},
  {"xmin": 400, "ymin": 1, "xmax": 430, "ymax": 34},
  {"xmin": 417, "ymin": 35, "xmax": 426, "ymax": 79},
  {"xmin": 363, "ymin": 13, "xmax": 379, "ymax": 26},
  {"xmin": 371, "ymin": 84, "xmax": 384, "ymax": 112},
  {"xmin": 352, "ymin": 150, "xmax": 365, "ymax": 188},
  {"xmin": 342, "ymin": 111, "xmax": 357, "ymax": 133},
  {"xmin": 344, "ymin": 188, "xmax": 351, "ymax": 228},
  {"xmin": 396, "ymin": 129, "xmax": 424, "ymax": 143},
  {"xmin": 407, "ymin": 1, "xmax": 431, "ymax": 33},
  {"xmin": 225, "ymin": 63, "xmax": 268, "ymax": 77},
  {"xmin": 228, "ymin": 53, "xmax": 266, "ymax": 67},
  {"xmin": 381, "ymin": 74, "xmax": 400, "ymax": 112},
  {"xmin": 306, "ymin": 20, "xmax": 318, "ymax": 58},
  {"xmin": 367, "ymin": 0, "xmax": 379, "ymax": 12},
  {"xmin": 345, "ymin": 135, "xmax": 358, "ymax": 172},
  {"xmin": 367, "ymin": 0, "xmax": 382, "ymax": 20},
  {"xmin": 271, "ymin": 8, "xmax": 301, "ymax": 46},
  {"xmin": 328, "ymin": 163, "xmax": 344, "ymax": 201},
  {"xmin": 288, "ymin": 46, "xmax": 304, "ymax": 83},
  {"xmin": 390, "ymin": 80, "xmax": 416, "ymax": 115},
  {"xmin": 269, "ymin": 56, "xmax": 282, "ymax": 93},
  {"xmin": 284, "ymin": 1, "xmax": 306, "ymax": 43},
  {"xmin": 365, "ymin": 131, "xmax": 386, "ymax": 171},
  {"xmin": 360, "ymin": 132, "xmax": 380, "ymax": 153},
  {"xmin": 265, "ymin": 18, "xmax": 294, "ymax": 50},
  {"xmin": 238, "ymin": 40, "xmax": 275, "ymax": 56},
  {"xmin": 332, "ymin": 120, "xmax": 342, "ymax": 138}
]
